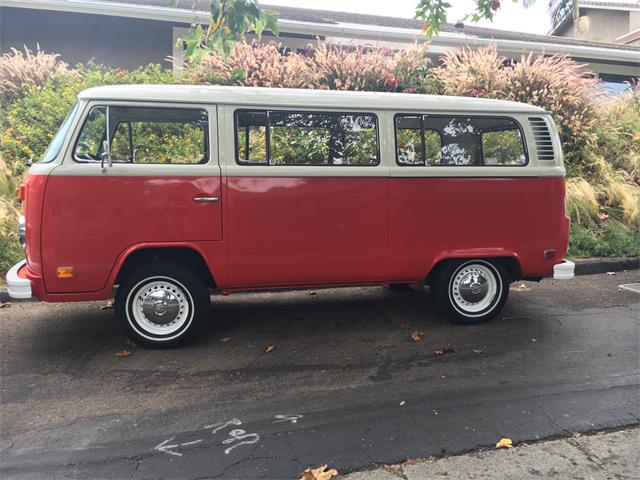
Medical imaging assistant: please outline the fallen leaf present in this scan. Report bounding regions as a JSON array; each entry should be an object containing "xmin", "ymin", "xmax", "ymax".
[
  {"xmin": 300, "ymin": 465, "xmax": 338, "ymax": 480},
  {"xmin": 0, "ymin": 301, "xmax": 11, "ymax": 308},
  {"xmin": 496, "ymin": 437, "xmax": 513, "ymax": 449},
  {"xmin": 399, "ymin": 322, "xmax": 411, "ymax": 329},
  {"xmin": 100, "ymin": 301, "xmax": 113, "ymax": 310},
  {"xmin": 220, "ymin": 337, "xmax": 231, "ymax": 343},
  {"xmin": 435, "ymin": 344, "xmax": 457, "ymax": 356},
  {"xmin": 265, "ymin": 345, "xmax": 274, "ymax": 353},
  {"xmin": 115, "ymin": 350, "xmax": 131, "ymax": 358},
  {"xmin": 410, "ymin": 330, "xmax": 426, "ymax": 342},
  {"xmin": 607, "ymin": 271, "xmax": 616, "ymax": 276},
  {"xmin": 471, "ymin": 348, "xmax": 483, "ymax": 354}
]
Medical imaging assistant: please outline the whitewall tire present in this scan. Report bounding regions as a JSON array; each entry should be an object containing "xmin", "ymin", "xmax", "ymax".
[{"xmin": 115, "ymin": 262, "xmax": 209, "ymax": 348}]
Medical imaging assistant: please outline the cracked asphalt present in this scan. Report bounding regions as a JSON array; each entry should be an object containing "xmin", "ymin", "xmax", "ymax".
[{"xmin": 0, "ymin": 271, "xmax": 639, "ymax": 479}]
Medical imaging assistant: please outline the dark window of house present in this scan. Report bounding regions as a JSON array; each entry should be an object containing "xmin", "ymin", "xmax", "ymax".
[
  {"xmin": 395, "ymin": 115, "xmax": 527, "ymax": 166},
  {"xmin": 600, "ymin": 73, "xmax": 635, "ymax": 97},
  {"xmin": 235, "ymin": 110, "xmax": 379, "ymax": 166}
]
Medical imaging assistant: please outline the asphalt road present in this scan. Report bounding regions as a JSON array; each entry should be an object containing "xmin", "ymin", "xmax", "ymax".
[{"xmin": 1, "ymin": 272, "xmax": 639, "ymax": 479}]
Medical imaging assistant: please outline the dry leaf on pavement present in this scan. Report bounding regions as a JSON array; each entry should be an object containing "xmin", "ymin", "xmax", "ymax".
[
  {"xmin": 220, "ymin": 337, "xmax": 231, "ymax": 343},
  {"xmin": 0, "ymin": 301, "xmax": 11, "ymax": 309},
  {"xmin": 399, "ymin": 322, "xmax": 411, "ymax": 329},
  {"xmin": 100, "ymin": 301, "xmax": 113, "ymax": 310},
  {"xmin": 496, "ymin": 437, "xmax": 513, "ymax": 449},
  {"xmin": 435, "ymin": 344, "xmax": 457, "ymax": 356},
  {"xmin": 300, "ymin": 465, "xmax": 338, "ymax": 480},
  {"xmin": 265, "ymin": 345, "xmax": 274, "ymax": 353},
  {"xmin": 410, "ymin": 331, "xmax": 425, "ymax": 342},
  {"xmin": 471, "ymin": 348, "xmax": 483, "ymax": 354},
  {"xmin": 115, "ymin": 350, "xmax": 131, "ymax": 358}
]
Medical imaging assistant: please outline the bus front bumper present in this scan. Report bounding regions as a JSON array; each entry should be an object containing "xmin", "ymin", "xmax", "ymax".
[
  {"xmin": 553, "ymin": 259, "xmax": 575, "ymax": 280},
  {"xmin": 6, "ymin": 260, "xmax": 32, "ymax": 299}
]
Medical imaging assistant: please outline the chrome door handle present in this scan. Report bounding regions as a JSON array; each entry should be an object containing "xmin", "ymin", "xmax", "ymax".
[{"xmin": 193, "ymin": 196, "xmax": 220, "ymax": 203}]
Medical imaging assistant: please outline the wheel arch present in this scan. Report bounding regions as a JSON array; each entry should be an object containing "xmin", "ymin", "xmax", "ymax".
[
  {"xmin": 113, "ymin": 244, "xmax": 217, "ymax": 290},
  {"xmin": 425, "ymin": 252, "xmax": 522, "ymax": 285}
]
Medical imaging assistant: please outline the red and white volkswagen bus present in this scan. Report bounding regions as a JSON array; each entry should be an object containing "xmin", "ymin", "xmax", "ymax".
[{"xmin": 7, "ymin": 85, "xmax": 574, "ymax": 347}]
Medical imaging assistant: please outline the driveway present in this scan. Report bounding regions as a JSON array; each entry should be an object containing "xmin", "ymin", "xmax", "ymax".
[{"xmin": 1, "ymin": 272, "xmax": 639, "ymax": 479}]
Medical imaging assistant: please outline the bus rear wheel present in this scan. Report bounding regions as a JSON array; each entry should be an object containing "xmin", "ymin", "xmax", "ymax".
[
  {"xmin": 115, "ymin": 261, "xmax": 210, "ymax": 348},
  {"xmin": 431, "ymin": 259, "xmax": 509, "ymax": 325}
]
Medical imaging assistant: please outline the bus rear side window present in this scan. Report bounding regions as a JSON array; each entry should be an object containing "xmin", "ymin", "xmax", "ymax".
[{"xmin": 395, "ymin": 115, "xmax": 527, "ymax": 166}]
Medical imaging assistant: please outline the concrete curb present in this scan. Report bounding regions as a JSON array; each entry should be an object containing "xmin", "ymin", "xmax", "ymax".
[
  {"xmin": 1, "ymin": 257, "xmax": 638, "ymax": 303},
  {"xmin": 343, "ymin": 427, "xmax": 640, "ymax": 480},
  {"xmin": 573, "ymin": 256, "xmax": 639, "ymax": 276}
]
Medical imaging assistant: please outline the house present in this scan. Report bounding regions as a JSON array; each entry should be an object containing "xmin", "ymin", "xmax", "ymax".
[
  {"xmin": 1, "ymin": 0, "xmax": 638, "ymax": 94},
  {"xmin": 550, "ymin": 0, "xmax": 640, "ymax": 45}
]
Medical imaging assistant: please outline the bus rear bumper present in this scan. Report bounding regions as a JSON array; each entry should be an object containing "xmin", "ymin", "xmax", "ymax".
[
  {"xmin": 553, "ymin": 259, "xmax": 575, "ymax": 280},
  {"xmin": 6, "ymin": 260, "xmax": 32, "ymax": 299}
]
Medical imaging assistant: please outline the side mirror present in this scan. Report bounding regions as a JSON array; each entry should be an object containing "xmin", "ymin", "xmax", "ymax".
[{"xmin": 100, "ymin": 140, "xmax": 112, "ymax": 171}]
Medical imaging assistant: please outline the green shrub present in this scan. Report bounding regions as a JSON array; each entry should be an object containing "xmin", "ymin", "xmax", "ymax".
[
  {"xmin": 1, "ymin": 63, "xmax": 175, "ymax": 176},
  {"xmin": 569, "ymin": 221, "xmax": 640, "ymax": 258}
]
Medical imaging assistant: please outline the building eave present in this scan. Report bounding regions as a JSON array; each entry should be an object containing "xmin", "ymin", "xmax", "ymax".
[{"xmin": 2, "ymin": 0, "xmax": 639, "ymax": 66}]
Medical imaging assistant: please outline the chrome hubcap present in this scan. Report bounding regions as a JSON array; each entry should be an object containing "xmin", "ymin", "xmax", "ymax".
[
  {"xmin": 458, "ymin": 272, "xmax": 489, "ymax": 303},
  {"xmin": 129, "ymin": 279, "xmax": 191, "ymax": 337},
  {"xmin": 450, "ymin": 264, "xmax": 499, "ymax": 314},
  {"xmin": 142, "ymin": 289, "xmax": 180, "ymax": 325}
]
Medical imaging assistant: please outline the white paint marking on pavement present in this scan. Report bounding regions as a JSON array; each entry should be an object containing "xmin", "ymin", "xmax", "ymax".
[
  {"xmin": 273, "ymin": 414, "xmax": 303, "ymax": 424},
  {"xmin": 205, "ymin": 418, "xmax": 242, "ymax": 433},
  {"xmin": 222, "ymin": 429, "xmax": 260, "ymax": 455},
  {"xmin": 155, "ymin": 438, "xmax": 203, "ymax": 457},
  {"xmin": 618, "ymin": 283, "xmax": 640, "ymax": 294}
]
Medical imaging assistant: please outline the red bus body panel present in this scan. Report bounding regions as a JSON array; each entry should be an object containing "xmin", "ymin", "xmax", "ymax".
[
  {"xmin": 23, "ymin": 171, "xmax": 568, "ymax": 301},
  {"xmin": 225, "ymin": 176, "xmax": 388, "ymax": 287},
  {"xmin": 388, "ymin": 176, "xmax": 569, "ymax": 280},
  {"xmin": 40, "ymin": 175, "xmax": 222, "ymax": 294}
]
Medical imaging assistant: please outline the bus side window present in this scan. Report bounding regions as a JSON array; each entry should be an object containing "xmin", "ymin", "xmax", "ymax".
[
  {"xmin": 481, "ymin": 128, "xmax": 527, "ymax": 166},
  {"xmin": 236, "ymin": 111, "xmax": 268, "ymax": 165},
  {"xmin": 396, "ymin": 116, "xmax": 424, "ymax": 165}
]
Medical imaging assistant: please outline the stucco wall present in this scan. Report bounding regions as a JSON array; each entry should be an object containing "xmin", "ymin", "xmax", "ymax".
[
  {"xmin": 0, "ymin": 7, "xmax": 175, "ymax": 69},
  {"xmin": 558, "ymin": 8, "xmax": 630, "ymax": 42}
]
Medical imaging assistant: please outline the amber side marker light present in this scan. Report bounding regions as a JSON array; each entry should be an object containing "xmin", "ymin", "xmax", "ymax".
[{"xmin": 56, "ymin": 267, "xmax": 75, "ymax": 279}]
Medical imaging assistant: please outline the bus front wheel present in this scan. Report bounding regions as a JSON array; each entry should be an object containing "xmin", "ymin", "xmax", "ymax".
[
  {"xmin": 431, "ymin": 259, "xmax": 509, "ymax": 325},
  {"xmin": 115, "ymin": 261, "xmax": 210, "ymax": 348}
]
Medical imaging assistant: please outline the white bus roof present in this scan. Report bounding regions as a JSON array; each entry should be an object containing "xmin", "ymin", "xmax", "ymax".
[{"xmin": 78, "ymin": 85, "xmax": 547, "ymax": 114}]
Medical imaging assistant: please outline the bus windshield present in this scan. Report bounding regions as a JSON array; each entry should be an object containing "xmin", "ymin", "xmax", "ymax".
[{"xmin": 40, "ymin": 102, "xmax": 79, "ymax": 163}]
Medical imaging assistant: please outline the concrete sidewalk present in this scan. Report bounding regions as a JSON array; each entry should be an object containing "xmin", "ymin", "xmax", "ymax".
[{"xmin": 343, "ymin": 428, "xmax": 640, "ymax": 480}]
